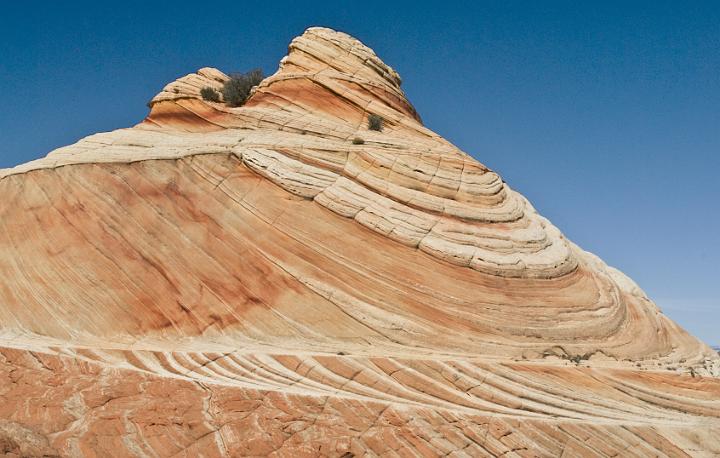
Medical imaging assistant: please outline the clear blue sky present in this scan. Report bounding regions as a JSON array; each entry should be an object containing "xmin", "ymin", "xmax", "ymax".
[{"xmin": 1, "ymin": 1, "xmax": 718, "ymax": 345}]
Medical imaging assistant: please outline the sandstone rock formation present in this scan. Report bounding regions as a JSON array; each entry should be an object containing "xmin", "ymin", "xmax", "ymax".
[{"xmin": 1, "ymin": 27, "xmax": 718, "ymax": 457}]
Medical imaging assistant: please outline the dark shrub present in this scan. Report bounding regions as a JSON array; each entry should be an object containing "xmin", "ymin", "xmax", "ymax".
[
  {"xmin": 368, "ymin": 113, "xmax": 384, "ymax": 131},
  {"xmin": 222, "ymin": 69, "xmax": 264, "ymax": 107},
  {"xmin": 200, "ymin": 87, "xmax": 220, "ymax": 102},
  {"xmin": 352, "ymin": 137, "xmax": 365, "ymax": 145}
]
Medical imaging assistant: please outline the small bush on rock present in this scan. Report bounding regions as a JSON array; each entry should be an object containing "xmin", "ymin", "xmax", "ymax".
[
  {"xmin": 200, "ymin": 87, "xmax": 220, "ymax": 102},
  {"xmin": 222, "ymin": 69, "xmax": 264, "ymax": 107},
  {"xmin": 352, "ymin": 137, "xmax": 365, "ymax": 145},
  {"xmin": 368, "ymin": 113, "xmax": 384, "ymax": 132}
]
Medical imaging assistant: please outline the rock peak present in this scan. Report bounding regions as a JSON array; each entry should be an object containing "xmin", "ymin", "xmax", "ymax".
[
  {"xmin": 287, "ymin": 26, "xmax": 404, "ymax": 90},
  {"xmin": 145, "ymin": 27, "xmax": 420, "ymax": 129}
]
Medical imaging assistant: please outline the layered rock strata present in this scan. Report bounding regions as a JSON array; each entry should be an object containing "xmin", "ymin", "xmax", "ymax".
[{"xmin": 0, "ymin": 27, "xmax": 718, "ymax": 456}]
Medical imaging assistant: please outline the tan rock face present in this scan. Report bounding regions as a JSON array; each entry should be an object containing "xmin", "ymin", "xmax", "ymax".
[{"xmin": 0, "ymin": 26, "xmax": 718, "ymax": 456}]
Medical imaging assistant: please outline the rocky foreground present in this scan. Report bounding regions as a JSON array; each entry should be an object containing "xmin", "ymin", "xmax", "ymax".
[{"xmin": 1, "ymin": 27, "xmax": 718, "ymax": 457}]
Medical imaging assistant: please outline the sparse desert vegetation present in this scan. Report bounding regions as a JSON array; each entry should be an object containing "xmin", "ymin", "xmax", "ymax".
[
  {"xmin": 200, "ymin": 87, "xmax": 220, "ymax": 102},
  {"xmin": 222, "ymin": 69, "xmax": 264, "ymax": 107},
  {"xmin": 368, "ymin": 113, "xmax": 384, "ymax": 131}
]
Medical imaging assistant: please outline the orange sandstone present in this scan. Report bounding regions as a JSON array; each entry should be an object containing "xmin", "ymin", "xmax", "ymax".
[{"xmin": 0, "ymin": 27, "xmax": 717, "ymax": 457}]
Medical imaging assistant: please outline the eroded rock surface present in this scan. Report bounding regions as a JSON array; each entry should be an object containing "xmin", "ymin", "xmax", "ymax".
[{"xmin": 0, "ymin": 27, "xmax": 718, "ymax": 457}]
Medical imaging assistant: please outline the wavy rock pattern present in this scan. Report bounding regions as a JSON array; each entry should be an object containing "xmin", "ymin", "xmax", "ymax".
[{"xmin": 0, "ymin": 27, "xmax": 718, "ymax": 456}]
